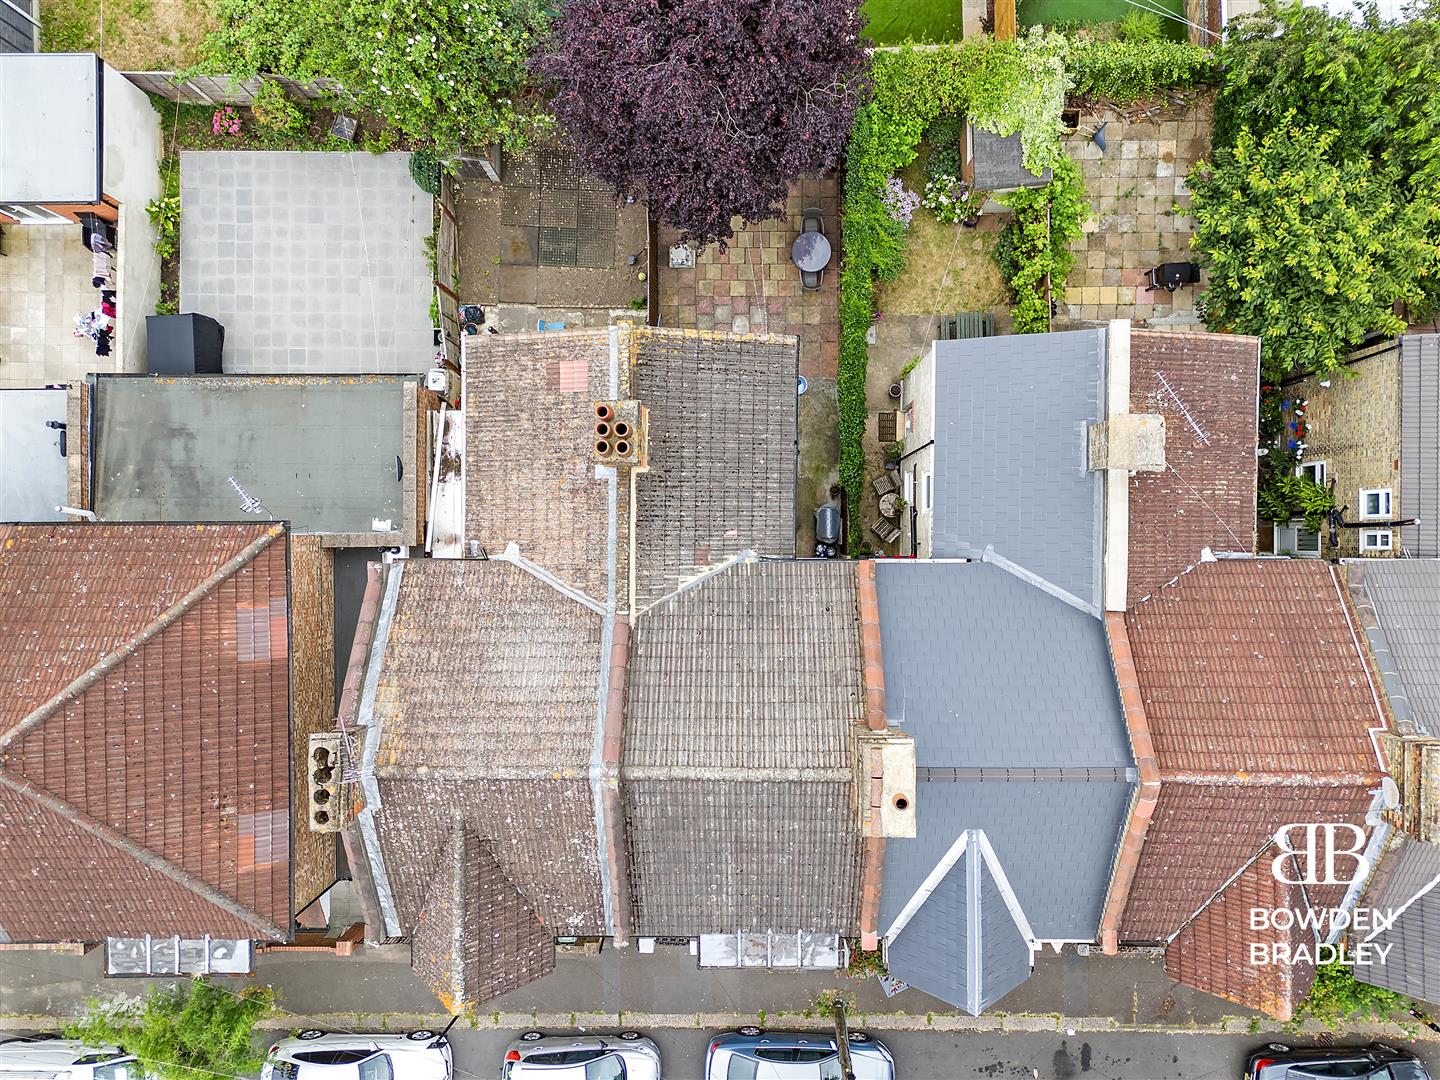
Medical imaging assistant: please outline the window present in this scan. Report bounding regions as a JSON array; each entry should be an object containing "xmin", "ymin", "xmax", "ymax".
[
  {"xmin": 726, "ymin": 1059, "xmax": 759, "ymax": 1080},
  {"xmin": 1274, "ymin": 521, "xmax": 1322, "ymax": 557},
  {"xmin": 356, "ymin": 1056, "xmax": 392, "ymax": 1080},
  {"xmin": 295, "ymin": 1052, "xmax": 373, "ymax": 1066},
  {"xmin": 1298, "ymin": 460, "xmax": 1327, "ymax": 486},
  {"xmin": 922, "ymin": 472, "xmax": 933, "ymax": 512},
  {"xmin": 1360, "ymin": 488, "xmax": 1393, "ymax": 520},
  {"xmin": 904, "ymin": 405, "xmax": 914, "ymax": 435},
  {"xmin": 528, "ymin": 1051, "xmax": 605, "ymax": 1066},
  {"xmin": 754, "ymin": 1049, "xmax": 834, "ymax": 1063},
  {"xmin": 94, "ymin": 1064, "xmax": 138, "ymax": 1080},
  {"xmin": 902, "ymin": 472, "xmax": 913, "ymax": 505},
  {"xmin": 583, "ymin": 1054, "xmax": 626, "ymax": 1080},
  {"xmin": 1362, "ymin": 529, "xmax": 1393, "ymax": 552}
]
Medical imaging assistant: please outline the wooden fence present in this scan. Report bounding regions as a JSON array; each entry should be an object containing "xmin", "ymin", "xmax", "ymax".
[
  {"xmin": 123, "ymin": 71, "xmax": 340, "ymax": 105},
  {"xmin": 435, "ymin": 172, "xmax": 461, "ymax": 365}
]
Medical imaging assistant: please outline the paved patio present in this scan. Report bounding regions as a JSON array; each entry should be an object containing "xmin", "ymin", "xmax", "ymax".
[
  {"xmin": 656, "ymin": 177, "xmax": 840, "ymax": 380},
  {"xmin": 1057, "ymin": 95, "xmax": 1213, "ymax": 329},
  {"xmin": 180, "ymin": 151, "xmax": 433, "ymax": 373},
  {"xmin": 0, "ymin": 224, "xmax": 131, "ymax": 387},
  {"xmin": 455, "ymin": 141, "xmax": 649, "ymax": 330}
]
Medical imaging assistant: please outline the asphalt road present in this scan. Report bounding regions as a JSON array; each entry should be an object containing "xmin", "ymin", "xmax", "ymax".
[{"xmin": 445, "ymin": 1028, "xmax": 1440, "ymax": 1080}]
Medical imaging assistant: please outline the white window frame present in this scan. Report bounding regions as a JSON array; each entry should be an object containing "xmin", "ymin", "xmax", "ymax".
[
  {"xmin": 1361, "ymin": 529, "xmax": 1393, "ymax": 552},
  {"xmin": 1274, "ymin": 520, "xmax": 1322, "ymax": 557},
  {"xmin": 1359, "ymin": 488, "xmax": 1393, "ymax": 521},
  {"xmin": 902, "ymin": 471, "xmax": 914, "ymax": 505},
  {"xmin": 1298, "ymin": 460, "xmax": 1327, "ymax": 487},
  {"xmin": 922, "ymin": 472, "xmax": 933, "ymax": 512}
]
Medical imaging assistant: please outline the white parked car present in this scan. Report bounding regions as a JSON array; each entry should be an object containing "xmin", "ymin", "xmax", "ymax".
[
  {"xmin": 262, "ymin": 1030, "xmax": 452, "ymax": 1080},
  {"xmin": 502, "ymin": 1032, "xmax": 661, "ymax": 1080},
  {"xmin": 0, "ymin": 1036, "xmax": 140, "ymax": 1080}
]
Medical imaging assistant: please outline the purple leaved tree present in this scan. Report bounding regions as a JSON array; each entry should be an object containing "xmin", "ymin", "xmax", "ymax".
[{"xmin": 534, "ymin": 0, "xmax": 869, "ymax": 246}]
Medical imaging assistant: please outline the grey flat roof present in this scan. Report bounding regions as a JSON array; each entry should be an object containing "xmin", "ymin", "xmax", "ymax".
[
  {"xmin": 0, "ymin": 54, "xmax": 101, "ymax": 203},
  {"xmin": 1401, "ymin": 335, "xmax": 1439, "ymax": 556},
  {"xmin": 1360, "ymin": 837, "xmax": 1440, "ymax": 1004},
  {"xmin": 931, "ymin": 329, "xmax": 1106, "ymax": 610},
  {"xmin": 1352, "ymin": 559, "xmax": 1440, "ymax": 738},
  {"xmin": 971, "ymin": 127, "xmax": 1051, "ymax": 191},
  {"xmin": 876, "ymin": 560, "xmax": 1133, "ymax": 944},
  {"xmin": 92, "ymin": 375, "xmax": 414, "ymax": 535},
  {"xmin": 0, "ymin": 389, "xmax": 68, "ymax": 521}
]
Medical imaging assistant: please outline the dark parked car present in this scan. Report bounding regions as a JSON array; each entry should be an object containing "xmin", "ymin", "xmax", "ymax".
[{"xmin": 1245, "ymin": 1042, "xmax": 1431, "ymax": 1079}]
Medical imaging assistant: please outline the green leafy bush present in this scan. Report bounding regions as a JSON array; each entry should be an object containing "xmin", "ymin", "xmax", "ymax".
[
  {"xmin": 993, "ymin": 155, "xmax": 1088, "ymax": 333},
  {"xmin": 250, "ymin": 79, "xmax": 307, "ymax": 134},
  {"xmin": 65, "ymin": 979, "xmax": 275, "ymax": 1080},
  {"xmin": 924, "ymin": 115, "xmax": 967, "ymax": 181},
  {"xmin": 1257, "ymin": 449, "xmax": 1334, "ymax": 529},
  {"xmin": 146, "ymin": 156, "xmax": 181, "ymax": 263},
  {"xmin": 1293, "ymin": 961, "xmax": 1413, "ymax": 1026},
  {"xmin": 1188, "ymin": 120, "xmax": 1440, "ymax": 379},
  {"xmin": 1068, "ymin": 39, "xmax": 1217, "ymax": 104},
  {"xmin": 409, "ymin": 149, "xmax": 442, "ymax": 196},
  {"xmin": 203, "ymin": 0, "xmax": 550, "ymax": 152},
  {"xmin": 1118, "ymin": 9, "xmax": 1164, "ymax": 43}
]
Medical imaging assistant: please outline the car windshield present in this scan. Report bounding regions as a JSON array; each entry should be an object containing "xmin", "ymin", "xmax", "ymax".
[
  {"xmin": 294, "ymin": 1053, "xmax": 375, "ymax": 1067},
  {"xmin": 357, "ymin": 1055, "xmax": 392, "ymax": 1080},
  {"xmin": 582, "ymin": 1056, "xmax": 624, "ymax": 1080},
  {"xmin": 94, "ymin": 1064, "xmax": 139, "ymax": 1080}
]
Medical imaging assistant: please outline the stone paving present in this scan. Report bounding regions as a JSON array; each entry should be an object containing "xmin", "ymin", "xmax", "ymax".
[
  {"xmin": 180, "ymin": 151, "xmax": 433, "ymax": 373},
  {"xmin": 1057, "ymin": 95, "xmax": 1214, "ymax": 330},
  {"xmin": 657, "ymin": 177, "xmax": 840, "ymax": 380},
  {"xmin": 0, "ymin": 225, "xmax": 131, "ymax": 387}
]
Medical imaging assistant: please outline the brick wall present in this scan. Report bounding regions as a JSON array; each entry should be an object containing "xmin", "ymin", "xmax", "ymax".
[
  {"xmin": 291, "ymin": 535, "xmax": 338, "ymax": 913},
  {"xmin": 1287, "ymin": 351, "xmax": 1401, "ymax": 558}
]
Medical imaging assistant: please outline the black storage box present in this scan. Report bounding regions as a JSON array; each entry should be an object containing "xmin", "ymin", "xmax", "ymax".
[{"xmin": 146, "ymin": 313, "xmax": 225, "ymax": 375}]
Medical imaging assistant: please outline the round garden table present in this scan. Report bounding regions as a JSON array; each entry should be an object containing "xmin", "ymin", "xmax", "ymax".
[{"xmin": 791, "ymin": 232, "xmax": 832, "ymax": 272}]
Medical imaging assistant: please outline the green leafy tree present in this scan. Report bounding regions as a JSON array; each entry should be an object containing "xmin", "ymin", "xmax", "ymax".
[
  {"xmin": 203, "ymin": 0, "xmax": 549, "ymax": 152},
  {"xmin": 994, "ymin": 155, "xmax": 1088, "ymax": 333},
  {"xmin": 1188, "ymin": 121, "xmax": 1440, "ymax": 378},
  {"xmin": 1293, "ymin": 960, "xmax": 1413, "ymax": 1026},
  {"xmin": 65, "ymin": 979, "xmax": 276, "ymax": 1080}
]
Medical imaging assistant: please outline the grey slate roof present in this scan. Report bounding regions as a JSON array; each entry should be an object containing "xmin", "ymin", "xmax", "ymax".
[
  {"xmin": 623, "ymin": 558, "xmax": 863, "ymax": 936},
  {"xmin": 969, "ymin": 127, "xmax": 1052, "ymax": 191},
  {"xmin": 930, "ymin": 329, "xmax": 1106, "ymax": 610},
  {"xmin": 1359, "ymin": 837, "xmax": 1440, "ymax": 1005},
  {"xmin": 876, "ymin": 561, "xmax": 1130, "ymax": 769},
  {"xmin": 1401, "ymin": 335, "xmax": 1440, "ymax": 557},
  {"xmin": 886, "ymin": 830, "xmax": 1034, "ymax": 1016},
  {"xmin": 631, "ymin": 330, "xmax": 798, "ymax": 610},
  {"xmin": 1348, "ymin": 560, "xmax": 1440, "ymax": 738},
  {"xmin": 875, "ymin": 559, "xmax": 1133, "ymax": 1009}
]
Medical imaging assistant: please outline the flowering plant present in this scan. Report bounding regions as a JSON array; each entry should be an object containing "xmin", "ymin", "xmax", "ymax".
[
  {"xmin": 212, "ymin": 106, "xmax": 242, "ymax": 137},
  {"xmin": 880, "ymin": 177, "xmax": 920, "ymax": 227},
  {"xmin": 923, "ymin": 171, "xmax": 988, "ymax": 224}
]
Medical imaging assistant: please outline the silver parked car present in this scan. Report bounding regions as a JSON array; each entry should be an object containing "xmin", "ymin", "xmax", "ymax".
[
  {"xmin": 705, "ymin": 1029, "xmax": 895, "ymax": 1080},
  {"xmin": 0, "ymin": 1037, "xmax": 140, "ymax": 1080},
  {"xmin": 261, "ymin": 1030, "xmax": 452, "ymax": 1080},
  {"xmin": 502, "ymin": 1032, "xmax": 661, "ymax": 1080}
]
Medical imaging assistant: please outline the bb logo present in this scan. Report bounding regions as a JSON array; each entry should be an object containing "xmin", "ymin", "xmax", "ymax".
[{"xmin": 1272, "ymin": 823, "xmax": 1370, "ymax": 886}]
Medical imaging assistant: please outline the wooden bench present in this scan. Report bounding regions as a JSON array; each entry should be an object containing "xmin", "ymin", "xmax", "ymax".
[{"xmin": 869, "ymin": 517, "xmax": 901, "ymax": 545}]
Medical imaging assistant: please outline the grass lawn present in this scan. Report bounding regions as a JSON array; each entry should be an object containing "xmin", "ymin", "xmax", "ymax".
[
  {"xmin": 861, "ymin": 0, "xmax": 965, "ymax": 44},
  {"xmin": 1018, "ymin": 0, "xmax": 1189, "ymax": 41},
  {"xmin": 40, "ymin": 0, "xmax": 217, "ymax": 69}
]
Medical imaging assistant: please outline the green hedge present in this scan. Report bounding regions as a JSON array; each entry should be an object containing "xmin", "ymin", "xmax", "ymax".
[{"xmin": 838, "ymin": 36, "xmax": 1215, "ymax": 554}]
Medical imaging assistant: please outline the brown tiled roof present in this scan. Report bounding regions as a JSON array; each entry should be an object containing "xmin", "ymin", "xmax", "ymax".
[
  {"xmin": 1123, "ymin": 559, "xmax": 1385, "ymax": 776},
  {"xmin": 0, "ymin": 523, "xmax": 292, "ymax": 941},
  {"xmin": 410, "ymin": 822, "xmax": 555, "ymax": 1013},
  {"xmin": 623, "ymin": 559, "xmax": 863, "ymax": 935},
  {"xmin": 462, "ymin": 330, "xmax": 613, "ymax": 604},
  {"xmin": 368, "ymin": 558, "xmax": 608, "ymax": 942},
  {"xmin": 1117, "ymin": 780, "xmax": 1373, "ymax": 943},
  {"xmin": 631, "ymin": 329, "xmax": 798, "ymax": 609},
  {"xmin": 1127, "ymin": 331, "xmax": 1260, "ymax": 604},
  {"xmin": 1164, "ymin": 844, "xmax": 1343, "ymax": 1020}
]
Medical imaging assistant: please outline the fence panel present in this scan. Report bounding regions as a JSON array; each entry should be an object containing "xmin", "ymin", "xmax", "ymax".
[
  {"xmin": 123, "ymin": 71, "xmax": 340, "ymax": 105},
  {"xmin": 436, "ymin": 171, "xmax": 461, "ymax": 365}
]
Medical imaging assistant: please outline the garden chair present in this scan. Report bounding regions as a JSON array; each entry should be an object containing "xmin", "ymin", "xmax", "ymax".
[
  {"xmin": 868, "ymin": 517, "xmax": 901, "ymax": 545},
  {"xmin": 871, "ymin": 471, "xmax": 898, "ymax": 497}
]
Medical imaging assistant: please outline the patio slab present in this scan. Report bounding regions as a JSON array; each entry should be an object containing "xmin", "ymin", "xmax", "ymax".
[
  {"xmin": 0, "ymin": 224, "xmax": 129, "ymax": 387},
  {"xmin": 1057, "ymin": 95, "xmax": 1214, "ymax": 330},
  {"xmin": 180, "ymin": 151, "xmax": 433, "ymax": 373}
]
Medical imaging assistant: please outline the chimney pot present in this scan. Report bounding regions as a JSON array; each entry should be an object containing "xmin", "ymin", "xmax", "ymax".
[{"xmin": 596, "ymin": 440, "xmax": 611, "ymax": 456}]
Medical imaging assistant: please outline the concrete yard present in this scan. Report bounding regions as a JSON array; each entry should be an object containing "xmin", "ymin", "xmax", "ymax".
[{"xmin": 180, "ymin": 152, "xmax": 433, "ymax": 374}]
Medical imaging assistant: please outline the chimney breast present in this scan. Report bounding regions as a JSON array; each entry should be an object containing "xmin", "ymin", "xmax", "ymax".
[{"xmin": 1089, "ymin": 413, "xmax": 1166, "ymax": 472}]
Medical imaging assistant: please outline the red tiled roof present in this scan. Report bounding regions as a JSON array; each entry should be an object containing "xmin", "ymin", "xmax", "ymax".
[
  {"xmin": 0, "ymin": 524, "xmax": 292, "ymax": 941},
  {"xmin": 1123, "ymin": 560, "xmax": 1385, "ymax": 776},
  {"xmin": 1118, "ymin": 780, "xmax": 1374, "ymax": 943},
  {"xmin": 1127, "ymin": 331, "xmax": 1259, "ymax": 604}
]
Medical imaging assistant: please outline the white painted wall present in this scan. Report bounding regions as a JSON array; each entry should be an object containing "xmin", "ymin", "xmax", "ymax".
[{"xmin": 103, "ymin": 63, "xmax": 163, "ymax": 371}]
